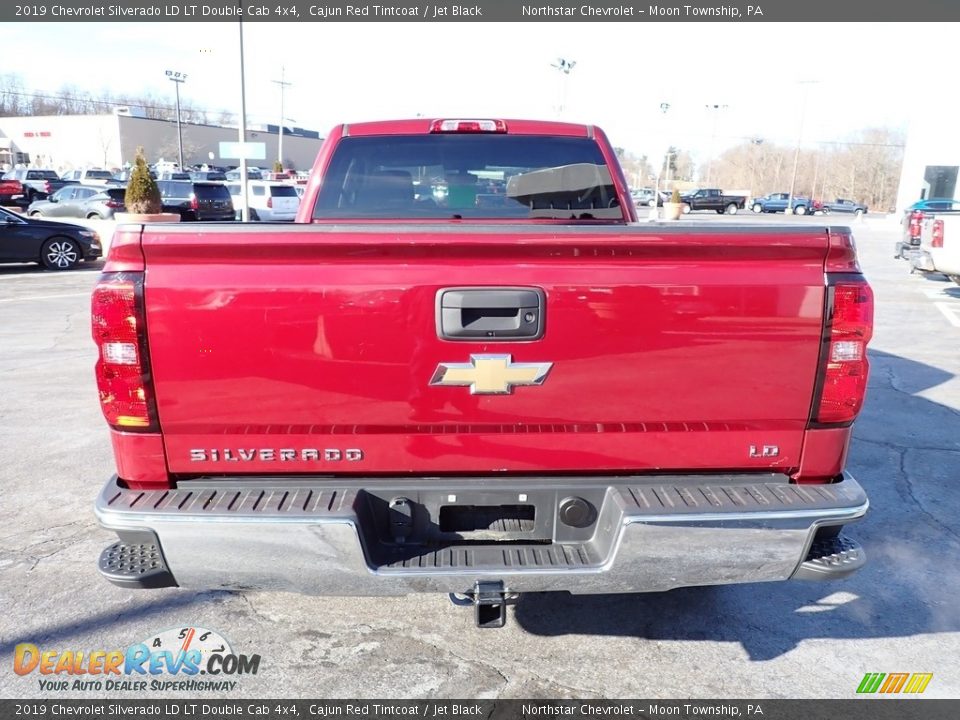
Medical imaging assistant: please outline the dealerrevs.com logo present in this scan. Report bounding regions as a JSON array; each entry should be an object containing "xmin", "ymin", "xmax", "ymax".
[
  {"xmin": 14, "ymin": 627, "xmax": 261, "ymax": 693},
  {"xmin": 857, "ymin": 672, "xmax": 933, "ymax": 694}
]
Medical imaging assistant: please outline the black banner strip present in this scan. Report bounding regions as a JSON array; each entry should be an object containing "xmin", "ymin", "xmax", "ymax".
[
  {"xmin": 1, "ymin": 699, "xmax": 958, "ymax": 720},
  {"xmin": 3, "ymin": 0, "xmax": 960, "ymax": 23}
]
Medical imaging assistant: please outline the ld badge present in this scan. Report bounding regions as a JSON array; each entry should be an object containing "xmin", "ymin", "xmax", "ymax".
[{"xmin": 430, "ymin": 354, "xmax": 552, "ymax": 395}]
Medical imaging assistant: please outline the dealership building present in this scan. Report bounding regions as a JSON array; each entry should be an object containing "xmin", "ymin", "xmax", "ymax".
[
  {"xmin": 895, "ymin": 110, "xmax": 957, "ymax": 214},
  {"xmin": 0, "ymin": 109, "xmax": 324, "ymax": 172}
]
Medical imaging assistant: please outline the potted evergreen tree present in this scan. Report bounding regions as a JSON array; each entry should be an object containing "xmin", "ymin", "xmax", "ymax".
[
  {"xmin": 663, "ymin": 188, "xmax": 684, "ymax": 220},
  {"xmin": 115, "ymin": 147, "xmax": 179, "ymax": 223}
]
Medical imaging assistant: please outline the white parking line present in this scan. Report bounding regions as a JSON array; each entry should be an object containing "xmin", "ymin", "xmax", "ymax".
[
  {"xmin": 0, "ymin": 271, "xmax": 98, "ymax": 282},
  {"xmin": 0, "ymin": 292, "xmax": 90, "ymax": 303},
  {"xmin": 914, "ymin": 283, "xmax": 960, "ymax": 328},
  {"xmin": 934, "ymin": 302, "xmax": 960, "ymax": 328},
  {"xmin": 919, "ymin": 287, "xmax": 958, "ymax": 300}
]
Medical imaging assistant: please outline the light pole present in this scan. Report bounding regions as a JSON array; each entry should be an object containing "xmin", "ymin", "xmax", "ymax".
[
  {"xmin": 272, "ymin": 66, "xmax": 292, "ymax": 170},
  {"xmin": 551, "ymin": 58, "xmax": 576, "ymax": 117},
  {"xmin": 810, "ymin": 143, "xmax": 821, "ymax": 211},
  {"xmin": 165, "ymin": 70, "xmax": 187, "ymax": 168},
  {"xmin": 651, "ymin": 102, "xmax": 671, "ymax": 220},
  {"xmin": 237, "ymin": 15, "xmax": 250, "ymax": 221},
  {"xmin": 705, "ymin": 103, "xmax": 728, "ymax": 186},
  {"xmin": 747, "ymin": 137, "xmax": 764, "ymax": 201},
  {"xmin": 786, "ymin": 80, "xmax": 818, "ymax": 214}
]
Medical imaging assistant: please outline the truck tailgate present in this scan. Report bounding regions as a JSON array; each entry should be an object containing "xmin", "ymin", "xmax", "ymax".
[{"xmin": 139, "ymin": 224, "xmax": 828, "ymax": 476}]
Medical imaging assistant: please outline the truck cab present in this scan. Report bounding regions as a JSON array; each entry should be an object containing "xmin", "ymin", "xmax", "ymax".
[
  {"xmin": 823, "ymin": 198, "xmax": 868, "ymax": 216},
  {"xmin": 751, "ymin": 193, "xmax": 815, "ymax": 215},
  {"xmin": 60, "ymin": 168, "xmax": 114, "ymax": 185}
]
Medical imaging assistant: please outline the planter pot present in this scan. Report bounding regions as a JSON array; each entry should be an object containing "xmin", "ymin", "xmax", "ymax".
[
  {"xmin": 663, "ymin": 202, "xmax": 683, "ymax": 221},
  {"xmin": 114, "ymin": 212, "xmax": 180, "ymax": 224}
]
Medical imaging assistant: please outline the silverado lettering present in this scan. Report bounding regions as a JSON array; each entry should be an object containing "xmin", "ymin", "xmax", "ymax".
[
  {"xmin": 92, "ymin": 118, "xmax": 873, "ymax": 628},
  {"xmin": 189, "ymin": 449, "xmax": 365, "ymax": 462}
]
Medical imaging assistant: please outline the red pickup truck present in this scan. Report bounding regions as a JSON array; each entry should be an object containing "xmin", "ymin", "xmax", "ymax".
[
  {"xmin": 92, "ymin": 118, "xmax": 873, "ymax": 627},
  {"xmin": 0, "ymin": 176, "xmax": 25, "ymax": 206}
]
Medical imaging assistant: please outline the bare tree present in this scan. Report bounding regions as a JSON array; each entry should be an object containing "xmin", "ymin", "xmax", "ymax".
[
  {"xmin": 665, "ymin": 147, "xmax": 696, "ymax": 184},
  {"xmin": 696, "ymin": 128, "xmax": 904, "ymax": 208},
  {"xmin": 618, "ymin": 150, "xmax": 656, "ymax": 188},
  {"xmin": 96, "ymin": 126, "xmax": 114, "ymax": 167},
  {"xmin": 0, "ymin": 73, "xmax": 27, "ymax": 115}
]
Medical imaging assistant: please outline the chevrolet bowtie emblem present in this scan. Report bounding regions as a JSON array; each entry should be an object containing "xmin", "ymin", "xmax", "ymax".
[{"xmin": 430, "ymin": 354, "xmax": 553, "ymax": 395}]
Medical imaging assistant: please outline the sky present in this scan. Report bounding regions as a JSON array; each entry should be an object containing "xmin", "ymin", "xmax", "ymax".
[{"xmin": 2, "ymin": 21, "xmax": 943, "ymax": 164}]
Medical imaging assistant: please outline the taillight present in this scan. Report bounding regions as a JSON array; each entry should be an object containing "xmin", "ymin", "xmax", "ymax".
[
  {"xmin": 429, "ymin": 119, "xmax": 508, "ymax": 133},
  {"xmin": 189, "ymin": 193, "xmax": 199, "ymax": 210},
  {"xmin": 44, "ymin": 180, "xmax": 52, "ymax": 194},
  {"xmin": 825, "ymin": 229, "xmax": 861, "ymax": 272},
  {"xmin": 267, "ymin": 196, "xmax": 273, "ymax": 208},
  {"xmin": 932, "ymin": 219, "xmax": 944, "ymax": 248},
  {"xmin": 909, "ymin": 210, "xmax": 924, "ymax": 239},
  {"xmin": 814, "ymin": 281, "xmax": 874, "ymax": 424},
  {"xmin": 105, "ymin": 200, "xmax": 122, "ymax": 209},
  {"xmin": 91, "ymin": 273, "xmax": 157, "ymax": 431}
]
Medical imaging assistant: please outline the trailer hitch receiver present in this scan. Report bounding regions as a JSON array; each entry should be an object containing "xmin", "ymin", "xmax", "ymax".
[{"xmin": 449, "ymin": 581, "xmax": 519, "ymax": 628}]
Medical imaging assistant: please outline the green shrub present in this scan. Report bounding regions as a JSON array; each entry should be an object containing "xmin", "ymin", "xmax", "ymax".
[
  {"xmin": 124, "ymin": 147, "xmax": 162, "ymax": 214},
  {"xmin": 670, "ymin": 189, "xmax": 681, "ymax": 204},
  {"xmin": 273, "ymin": 160, "xmax": 283, "ymax": 173}
]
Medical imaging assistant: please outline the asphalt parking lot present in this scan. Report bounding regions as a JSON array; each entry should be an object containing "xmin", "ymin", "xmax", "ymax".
[{"xmin": 1, "ymin": 215, "xmax": 958, "ymax": 699}]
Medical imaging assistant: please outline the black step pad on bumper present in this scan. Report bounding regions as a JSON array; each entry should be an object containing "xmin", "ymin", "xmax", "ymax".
[
  {"xmin": 793, "ymin": 534, "xmax": 865, "ymax": 581},
  {"xmin": 98, "ymin": 535, "xmax": 177, "ymax": 589}
]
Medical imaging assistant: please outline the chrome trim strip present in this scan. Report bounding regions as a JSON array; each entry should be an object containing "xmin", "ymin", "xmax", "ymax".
[
  {"xmin": 98, "ymin": 500, "xmax": 869, "ymax": 528},
  {"xmin": 623, "ymin": 501, "xmax": 869, "ymax": 525}
]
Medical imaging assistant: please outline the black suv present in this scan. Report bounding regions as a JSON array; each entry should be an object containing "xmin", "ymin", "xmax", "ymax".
[{"xmin": 157, "ymin": 181, "xmax": 235, "ymax": 221}]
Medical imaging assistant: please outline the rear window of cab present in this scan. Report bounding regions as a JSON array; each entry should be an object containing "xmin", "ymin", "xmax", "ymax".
[{"xmin": 312, "ymin": 134, "xmax": 621, "ymax": 221}]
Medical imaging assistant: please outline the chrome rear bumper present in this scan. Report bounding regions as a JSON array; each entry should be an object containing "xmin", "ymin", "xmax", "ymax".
[
  {"xmin": 95, "ymin": 473, "xmax": 868, "ymax": 595},
  {"xmin": 910, "ymin": 249, "xmax": 937, "ymax": 273}
]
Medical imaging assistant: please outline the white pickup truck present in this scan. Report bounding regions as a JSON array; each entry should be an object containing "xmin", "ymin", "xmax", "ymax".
[{"xmin": 912, "ymin": 215, "xmax": 960, "ymax": 284}]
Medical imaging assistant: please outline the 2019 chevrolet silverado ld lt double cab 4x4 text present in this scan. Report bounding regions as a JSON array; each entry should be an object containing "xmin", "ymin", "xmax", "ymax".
[{"xmin": 92, "ymin": 119, "xmax": 873, "ymax": 627}]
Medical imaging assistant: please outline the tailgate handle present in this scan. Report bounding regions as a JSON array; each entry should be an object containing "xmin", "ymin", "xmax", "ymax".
[{"xmin": 438, "ymin": 288, "xmax": 545, "ymax": 340}]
